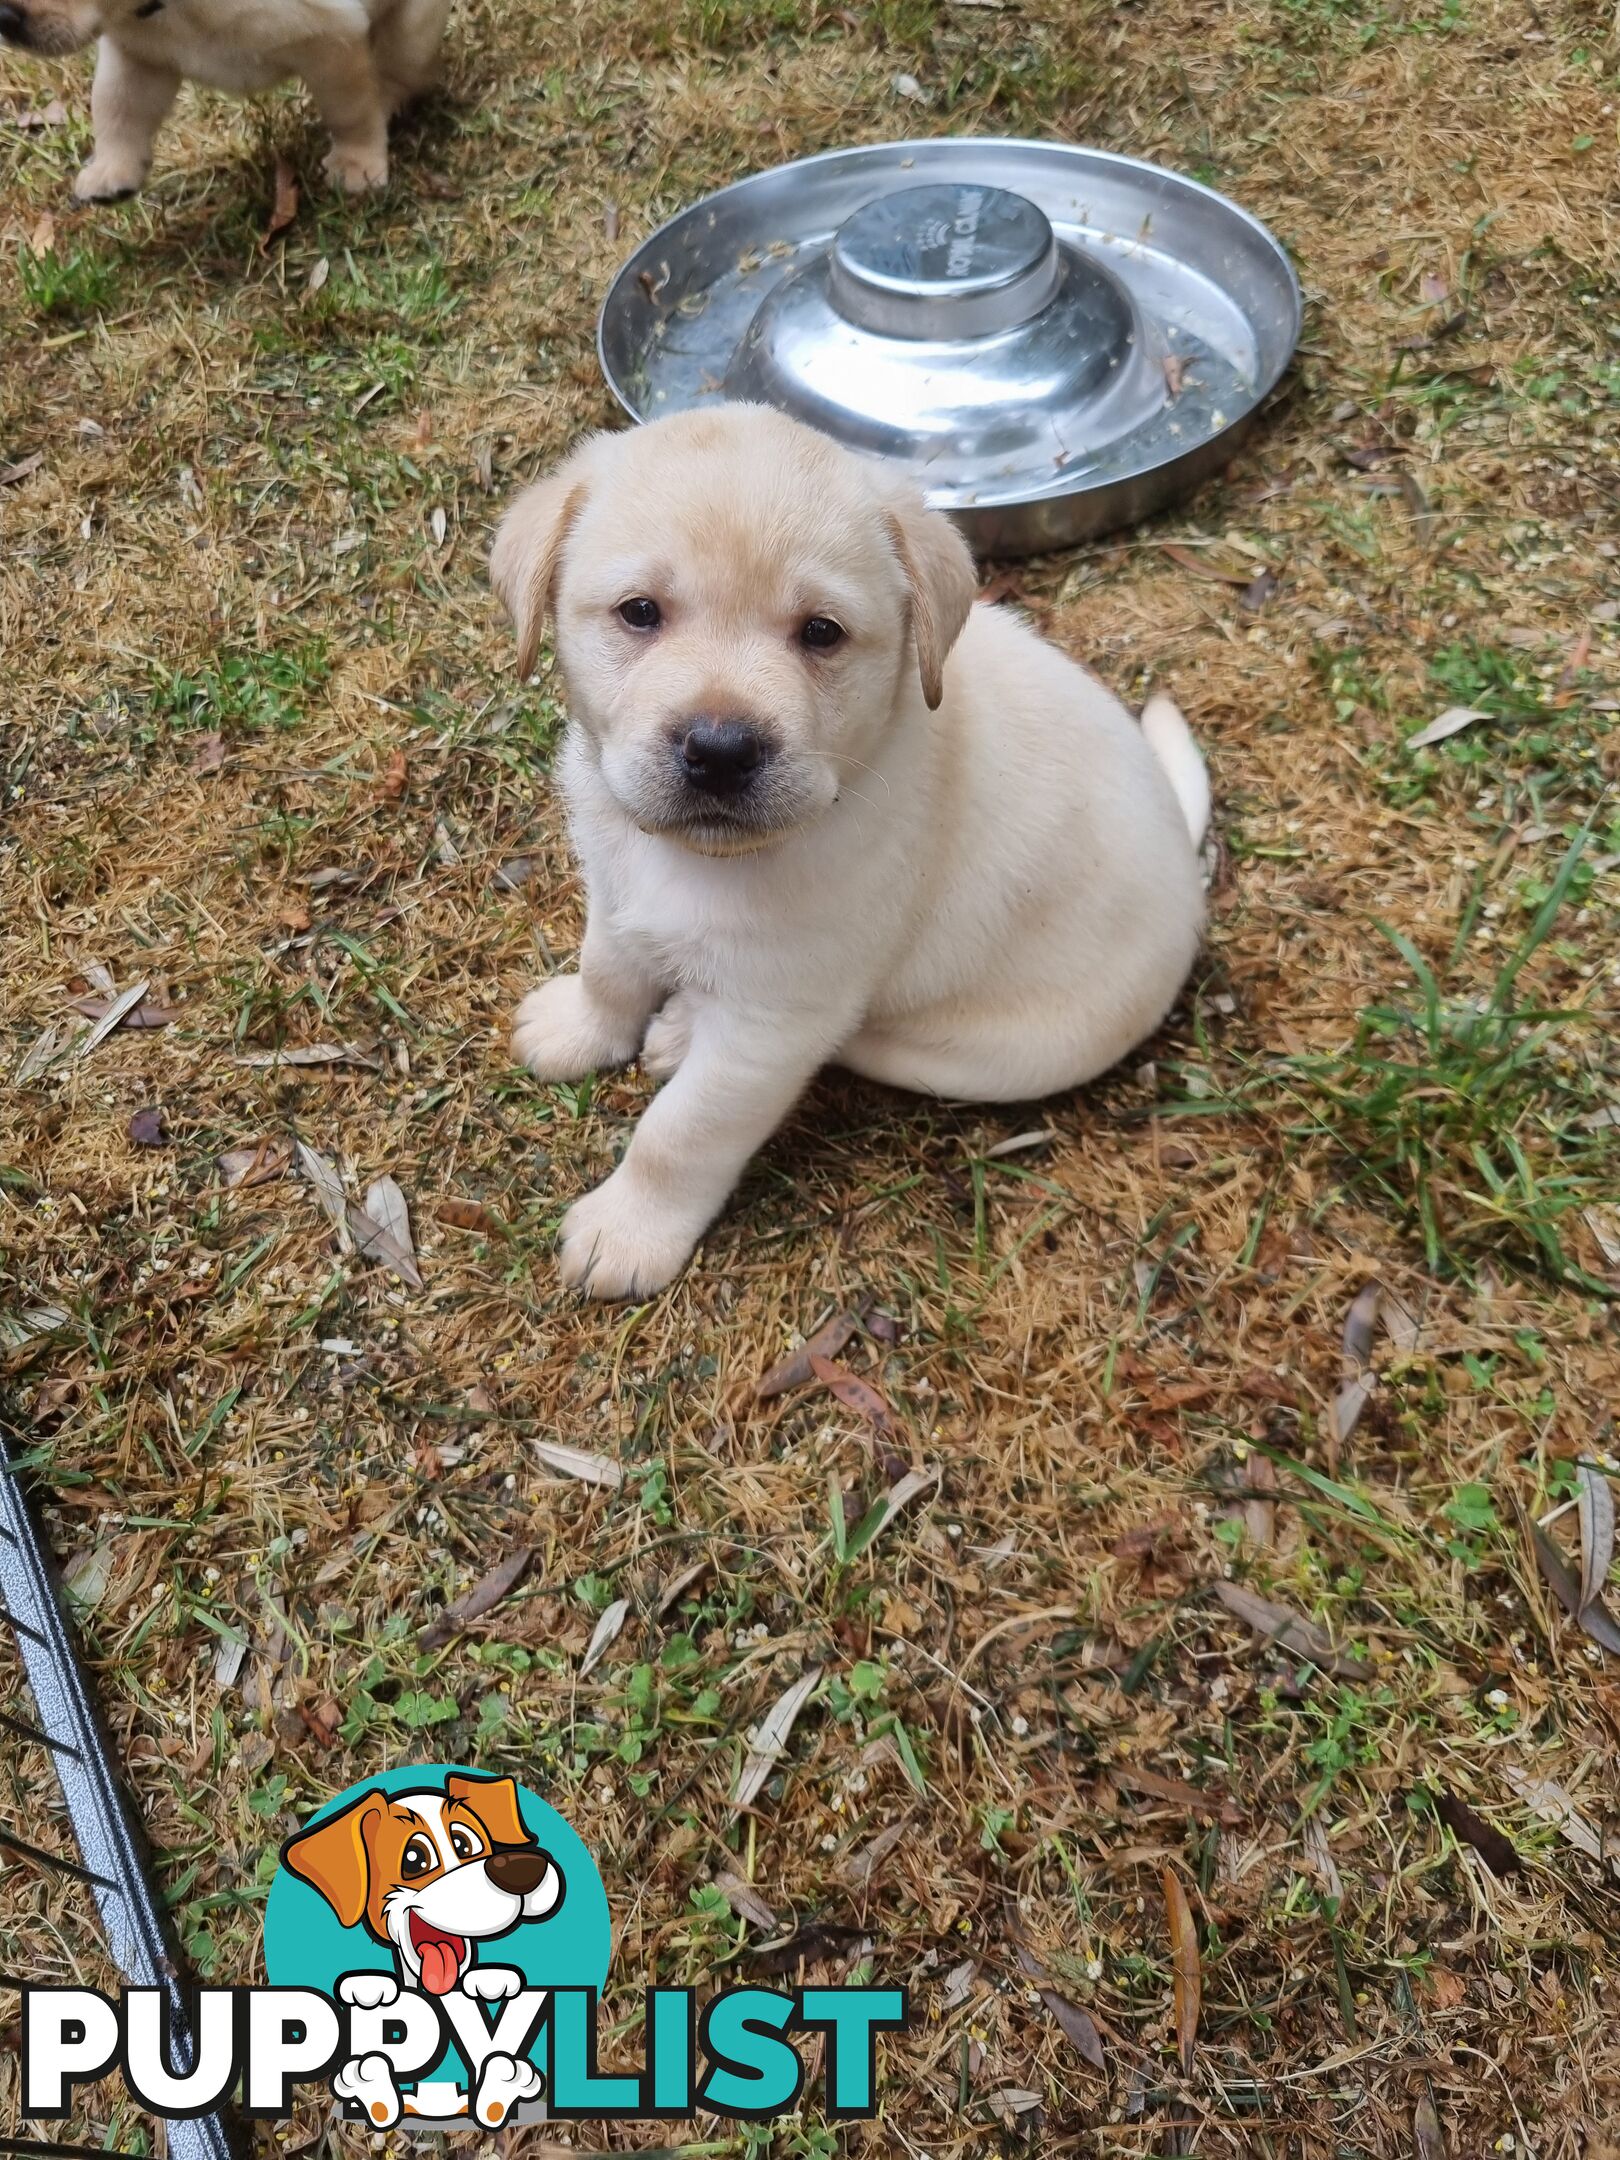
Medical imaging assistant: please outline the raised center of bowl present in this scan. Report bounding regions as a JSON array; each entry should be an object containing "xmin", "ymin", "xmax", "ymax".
[{"xmin": 827, "ymin": 183, "xmax": 1060, "ymax": 340}]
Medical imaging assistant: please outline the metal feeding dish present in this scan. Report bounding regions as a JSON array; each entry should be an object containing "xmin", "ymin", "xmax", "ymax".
[{"xmin": 598, "ymin": 138, "xmax": 1301, "ymax": 558}]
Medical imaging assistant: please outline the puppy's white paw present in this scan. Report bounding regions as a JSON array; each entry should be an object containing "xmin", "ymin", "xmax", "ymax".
[
  {"xmin": 73, "ymin": 154, "xmax": 146, "ymax": 201},
  {"xmin": 512, "ymin": 976, "xmax": 637, "ymax": 1083},
  {"xmin": 461, "ymin": 1964, "xmax": 523, "ymax": 2002},
  {"xmin": 332, "ymin": 2052, "xmax": 403, "ymax": 2128},
  {"xmin": 558, "ymin": 1172, "xmax": 699, "ymax": 1300},
  {"xmin": 641, "ymin": 992, "xmax": 695, "ymax": 1082},
  {"xmin": 472, "ymin": 2051, "xmax": 543, "ymax": 2129},
  {"xmin": 322, "ymin": 140, "xmax": 389, "ymax": 193},
  {"xmin": 337, "ymin": 1971, "xmax": 399, "ymax": 2010}
]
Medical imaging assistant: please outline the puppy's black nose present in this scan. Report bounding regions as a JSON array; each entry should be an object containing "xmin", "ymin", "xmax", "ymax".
[
  {"xmin": 0, "ymin": 8, "xmax": 27, "ymax": 43},
  {"xmin": 486, "ymin": 1847, "xmax": 550, "ymax": 1896},
  {"xmin": 680, "ymin": 719, "xmax": 762, "ymax": 797}
]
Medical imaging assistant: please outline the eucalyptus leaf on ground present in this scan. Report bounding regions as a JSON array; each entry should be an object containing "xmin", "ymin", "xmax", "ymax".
[
  {"xmin": 1212, "ymin": 1579, "xmax": 1371, "ymax": 1679},
  {"xmin": 579, "ymin": 1596, "xmax": 630, "ymax": 1678},
  {"xmin": 734, "ymin": 1666, "xmax": 822, "ymax": 1811}
]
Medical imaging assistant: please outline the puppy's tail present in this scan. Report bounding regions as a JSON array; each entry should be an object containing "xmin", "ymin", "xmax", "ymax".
[{"xmin": 1140, "ymin": 692, "xmax": 1210, "ymax": 847}]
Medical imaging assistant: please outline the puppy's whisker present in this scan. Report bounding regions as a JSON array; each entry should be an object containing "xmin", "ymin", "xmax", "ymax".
[
  {"xmin": 805, "ymin": 749, "xmax": 893, "ymax": 799},
  {"xmin": 835, "ymin": 784, "xmax": 886, "ymax": 819}
]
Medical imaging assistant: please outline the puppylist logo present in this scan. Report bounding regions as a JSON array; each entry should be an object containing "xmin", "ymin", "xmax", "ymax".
[{"xmin": 22, "ymin": 1766, "xmax": 906, "ymax": 2131}]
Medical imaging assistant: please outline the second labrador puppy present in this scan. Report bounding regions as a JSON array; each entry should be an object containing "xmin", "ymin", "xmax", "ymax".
[
  {"xmin": 0, "ymin": 0, "xmax": 449, "ymax": 199},
  {"xmin": 491, "ymin": 404, "xmax": 1209, "ymax": 1299}
]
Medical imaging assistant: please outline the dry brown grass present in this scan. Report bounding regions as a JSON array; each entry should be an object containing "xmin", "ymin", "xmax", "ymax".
[{"xmin": 4, "ymin": 0, "xmax": 1620, "ymax": 2153}]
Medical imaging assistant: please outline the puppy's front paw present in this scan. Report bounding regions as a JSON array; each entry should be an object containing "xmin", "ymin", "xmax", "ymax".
[
  {"xmin": 337, "ymin": 1971, "xmax": 399, "ymax": 2010},
  {"xmin": 322, "ymin": 140, "xmax": 389, "ymax": 193},
  {"xmin": 461, "ymin": 1964, "xmax": 523, "ymax": 2002},
  {"xmin": 512, "ymin": 976, "xmax": 636, "ymax": 1083},
  {"xmin": 558, "ymin": 1173, "xmax": 699, "ymax": 1300},
  {"xmin": 641, "ymin": 992, "xmax": 695, "ymax": 1082},
  {"xmin": 472, "ymin": 2052, "xmax": 543, "ymax": 2129},
  {"xmin": 73, "ymin": 154, "xmax": 146, "ymax": 201},
  {"xmin": 332, "ymin": 2052, "xmax": 403, "ymax": 2128}
]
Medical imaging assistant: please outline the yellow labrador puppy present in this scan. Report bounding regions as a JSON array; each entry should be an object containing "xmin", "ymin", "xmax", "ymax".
[
  {"xmin": 0, "ymin": 0, "xmax": 449, "ymax": 197},
  {"xmin": 491, "ymin": 405, "xmax": 1209, "ymax": 1300}
]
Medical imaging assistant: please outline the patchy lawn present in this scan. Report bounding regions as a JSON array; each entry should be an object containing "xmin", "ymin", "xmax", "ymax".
[{"xmin": 3, "ymin": 0, "xmax": 1619, "ymax": 2153}]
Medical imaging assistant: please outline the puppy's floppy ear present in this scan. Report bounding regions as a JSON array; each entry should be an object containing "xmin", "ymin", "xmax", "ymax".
[
  {"xmin": 281, "ymin": 1792, "xmax": 382, "ymax": 1930},
  {"xmin": 445, "ymin": 1772, "xmax": 532, "ymax": 1849},
  {"xmin": 489, "ymin": 447, "xmax": 596, "ymax": 679},
  {"xmin": 883, "ymin": 489, "xmax": 977, "ymax": 712}
]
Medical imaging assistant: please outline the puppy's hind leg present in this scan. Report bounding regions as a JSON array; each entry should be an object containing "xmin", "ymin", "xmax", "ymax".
[
  {"xmin": 302, "ymin": 34, "xmax": 392, "ymax": 191},
  {"xmin": 371, "ymin": 0, "xmax": 452, "ymax": 111}
]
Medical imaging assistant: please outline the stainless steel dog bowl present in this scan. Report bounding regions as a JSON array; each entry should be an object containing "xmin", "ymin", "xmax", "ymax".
[{"xmin": 597, "ymin": 138, "xmax": 1301, "ymax": 558}]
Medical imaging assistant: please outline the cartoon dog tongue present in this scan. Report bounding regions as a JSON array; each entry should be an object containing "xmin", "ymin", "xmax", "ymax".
[{"xmin": 410, "ymin": 1915, "xmax": 467, "ymax": 1995}]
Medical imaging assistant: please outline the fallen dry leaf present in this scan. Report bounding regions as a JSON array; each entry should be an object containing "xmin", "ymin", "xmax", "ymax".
[
  {"xmin": 841, "ymin": 1818, "xmax": 910, "ymax": 1888},
  {"xmin": 235, "ymin": 1042, "xmax": 379, "ymax": 1071},
  {"xmin": 579, "ymin": 1596, "xmax": 629, "ymax": 1678},
  {"xmin": 261, "ymin": 156, "xmax": 298, "ymax": 249},
  {"xmin": 808, "ymin": 1353, "xmax": 898, "ymax": 1440},
  {"xmin": 1501, "ymin": 1765, "xmax": 1617, "ymax": 1876},
  {"xmin": 71, "ymin": 980, "xmax": 156, "ymax": 1058},
  {"xmin": 1115, "ymin": 1766, "xmax": 1243, "ymax": 1826},
  {"xmin": 1576, "ymin": 1458, "xmax": 1616, "ymax": 1617},
  {"xmin": 436, "ymin": 1196, "xmax": 503, "ymax": 1236},
  {"xmin": 1160, "ymin": 541, "xmax": 1249, "ymax": 585},
  {"xmin": 735, "ymin": 1666, "xmax": 822, "ymax": 1811},
  {"xmin": 346, "ymin": 1184, "xmax": 424, "ymax": 1289},
  {"xmin": 1330, "ymin": 1278, "xmax": 1383, "ymax": 1450},
  {"xmin": 531, "ymin": 1438, "xmax": 623, "ymax": 1489},
  {"xmin": 1407, "ymin": 705, "xmax": 1487, "ymax": 751},
  {"xmin": 422, "ymin": 1547, "xmax": 532, "ymax": 1648},
  {"xmin": 294, "ymin": 1140, "xmax": 352, "ymax": 1250},
  {"xmin": 1212, "ymin": 1579, "xmax": 1371, "ymax": 1680},
  {"xmin": 191, "ymin": 731, "xmax": 225, "ymax": 776},
  {"xmin": 0, "ymin": 451, "xmax": 45, "ymax": 487},
  {"xmin": 375, "ymin": 747, "xmax": 408, "ymax": 801},
  {"xmin": 712, "ymin": 1871, "xmax": 778, "ymax": 1931},
  {"xmin": 1243, "ymin": 1451, "xmax": 1277, "ymax": 1547},
  {"xmin": 127, "ymin": 1106, "xmax": 166, "ymax": 1148},
  {"xmin": 68, "ymin": 986, "xmax": 178, "ymax": 1034},
  {"xmin": 1429, "ymin": 1788, "xmax": 1520, "ymax": 1878},
  {"xmin": 1163, "ymin": 1866, "xmax": 1201, "ymax": 2075},
  {"xmin": 1014, "ymin": 1946, "xmax": 1105, "ymax": 2072},
  {"xmin": 217, "ymin": 1137, "xmax": 293, "ymax": 1190},
  {"xmin": 1530, "ymin": 1522, "xmax": 1620, "ymax": 1655},
  {"xmin": 754, "ymin": 1309, "xmax": 860, "ymax": 1399},
  {"xmin": 1414, "ymin": 2091, "xmax": 1448, "ymax": 2160},
  {"xmin": 656, "ymin": 1554, "xmax": 713, "ymax": 1616}
]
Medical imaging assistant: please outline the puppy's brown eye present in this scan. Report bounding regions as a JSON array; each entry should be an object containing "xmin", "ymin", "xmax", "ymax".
[
  {"xmin": 401, "ymin": 1836, "xmax": 436, "ymax": 1879},
  {"xmin": 800, "ymin": 616, "xmax": 845, "ymax": 651},
  {"xmin": 618, "ymin": 597, "xmax": 661, "ymax": 631}
]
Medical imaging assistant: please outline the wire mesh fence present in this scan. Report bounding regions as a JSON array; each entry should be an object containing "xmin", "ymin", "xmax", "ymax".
[{"xmin": 0, "ymin": 1418, "xmax": 239, "ymax": 2160}]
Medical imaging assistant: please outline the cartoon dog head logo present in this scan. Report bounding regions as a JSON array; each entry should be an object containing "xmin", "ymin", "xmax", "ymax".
[
  {"xmin": 264, "ymin": 1766, "xmax": 612, "ymax": 2129},
  {"xmin": 282, "ymin": 1773, "xmax": 564, "ymax": 1997}
]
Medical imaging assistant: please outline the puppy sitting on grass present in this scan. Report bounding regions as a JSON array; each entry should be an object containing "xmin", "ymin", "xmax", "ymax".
[
  {"xmin": 0, "ymin": 0, "xmax": 449, "ymax": 199},
  {"xmin": 491, "ymin": 404, "xmax": 1210, "ymax": 1300}
]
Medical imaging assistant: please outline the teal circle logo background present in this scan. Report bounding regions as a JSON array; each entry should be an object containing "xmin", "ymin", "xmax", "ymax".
[{"xmin": 262, "ymin": 1765, "xmax": 611, "ymax": 1998}]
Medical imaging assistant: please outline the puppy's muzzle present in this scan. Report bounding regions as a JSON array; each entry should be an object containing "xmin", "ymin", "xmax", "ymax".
[
  {"xmin": 0, "ymin": 5, "xmax": 82, "ymax": 50},
  {"xmin": 673, "ymin": 717, "xmax": 773, "ymax": 800},
  {"xmin": 485, "ymin": 1847, "xmax": 551, "ymax": 1897}
]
